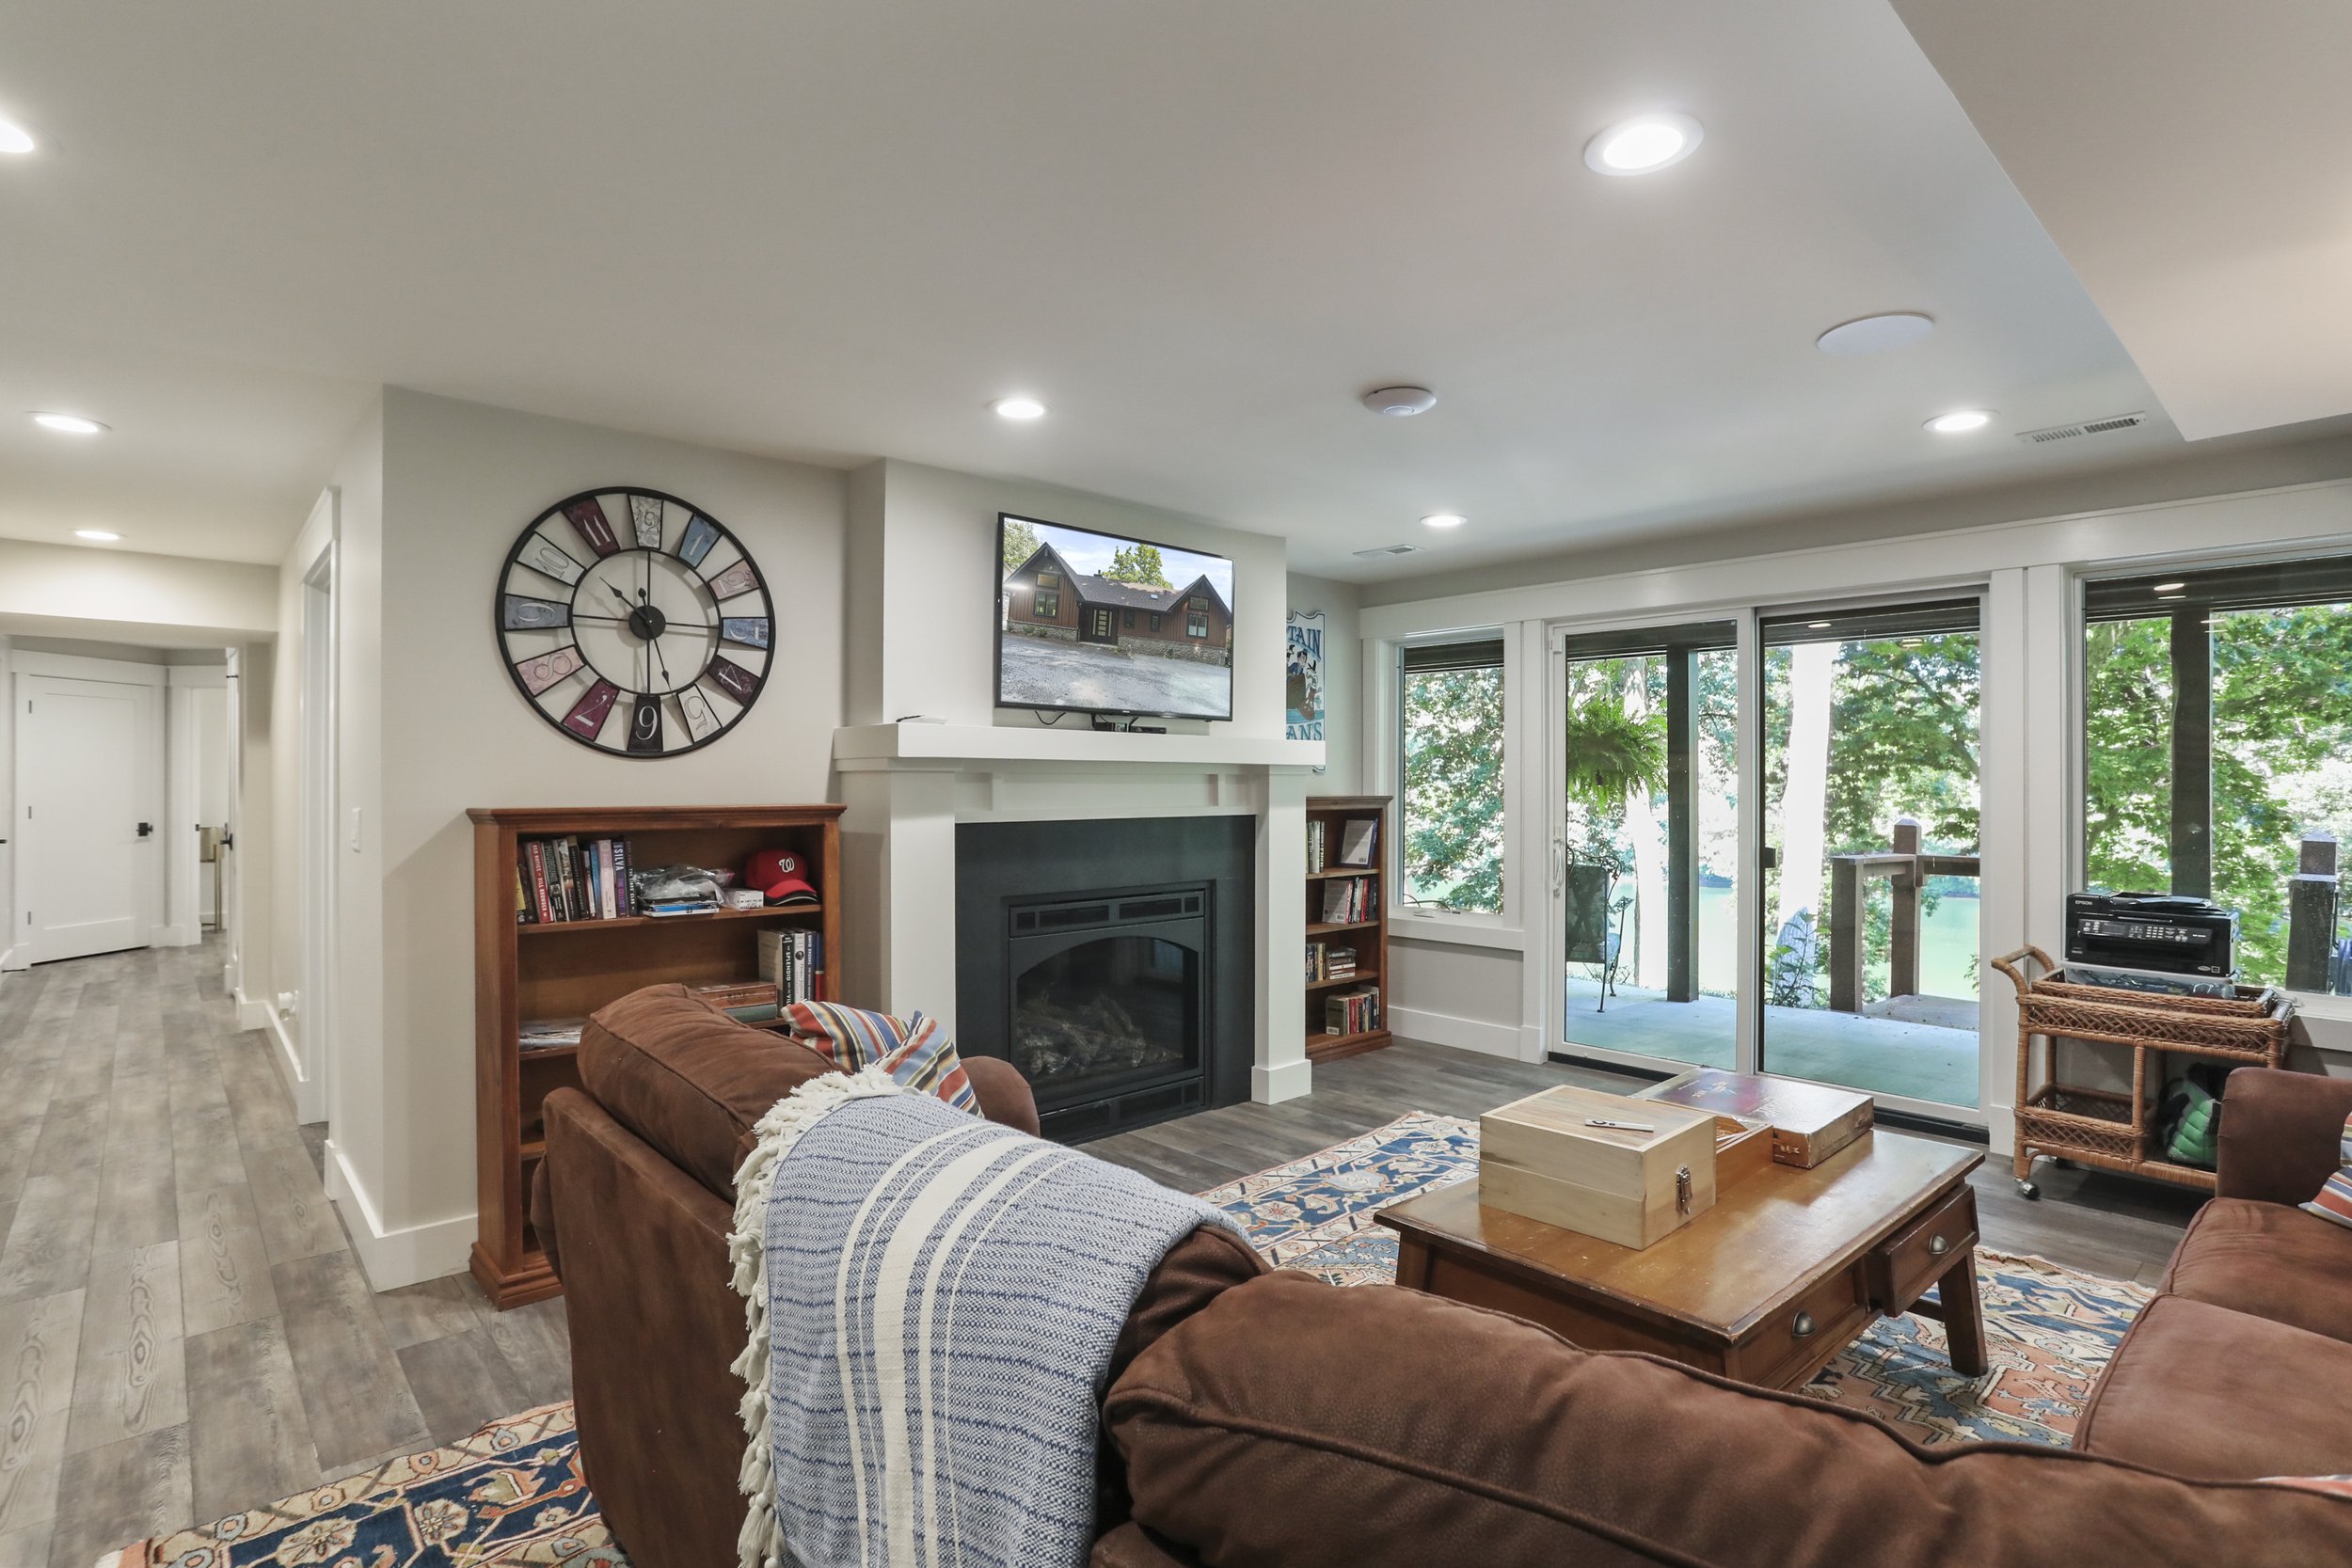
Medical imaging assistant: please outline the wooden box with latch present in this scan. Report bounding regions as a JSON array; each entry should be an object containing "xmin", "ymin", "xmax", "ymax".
[{"xmin": 1478, "ymin": 1085, "xmax": 1719, "ymax": 1249}]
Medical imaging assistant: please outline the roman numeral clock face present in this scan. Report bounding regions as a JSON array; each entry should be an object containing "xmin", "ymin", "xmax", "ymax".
[{"xmin": 496, "ymin": 487, "xmax": 773, "ymax": 756}]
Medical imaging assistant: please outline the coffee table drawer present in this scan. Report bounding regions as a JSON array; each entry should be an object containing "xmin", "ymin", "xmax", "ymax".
[
  {"xmin": 1734, "ymin": 1265, "xmax": 1871, "ymax": 1390},
  {"xmin": 1868, "ymin": 1185, "xmax": 1978, "ymax": 1309}
]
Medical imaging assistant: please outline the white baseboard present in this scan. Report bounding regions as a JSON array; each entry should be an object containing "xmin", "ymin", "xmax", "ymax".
[
  {"xmin": 325, "ymin": 1138, "xmax": 474, "ymax": 1291},
  {"xmin": 154, "ymin": 923, "xmax": 197, "ymax": 949},
  {"xmin": 1252, "ymin": 1056, "xmax": 1314, "ymax": 1104},
  {"xmin": 1388, "ymin": 1005, "xmax": 1524, "ymax": 1059},
  {"xmin": 233, "ymin": 988, "xmax": 272, "ymax": 1033}
]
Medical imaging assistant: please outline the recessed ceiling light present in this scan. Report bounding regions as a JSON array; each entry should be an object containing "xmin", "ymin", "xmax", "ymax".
[
  {"xmin": 2152, "ymin": 581, "xmax": 2186, "ymax": 594},
  {"xmin": 32, "ymin": 412, "xmax": 106, "ymax": 435},
  {"xmin": 1806, "ymin": 621, "xmax": 1833, "ymax": 629},
  {"xmin": 991, "ymin": 396, "xmax": 1046, "ymax": 420},
  {"xmin": 1421, "ymin": 514, "xmax": 1467, "ymax": 530},
  {"xmin": 73, "ymin": 529, "xmax": 120, "ymax": 542},
  {"xmin": 1817, "ymin": 313, "xmax": 1935, "ymax": 356},
  {"xmin": 1925, "ymin": 409, "xmax": 1992, "ymax": 435},
  {"xmin": 0, "ymin": 118, "xmax": 34, "ymax": 156},
  {"xmin": 1362, "ymin": 386, "xmax": 1438, "ymax": 418},
  {"xmin": 1583, "ymin": 113, "xmax": 1704, "ymax": 176}
]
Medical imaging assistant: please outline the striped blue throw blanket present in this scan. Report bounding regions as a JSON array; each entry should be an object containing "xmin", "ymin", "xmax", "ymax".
[{"xmin": 728, "ymin": 1068, "xmax": 1238, "ymax": 1568}]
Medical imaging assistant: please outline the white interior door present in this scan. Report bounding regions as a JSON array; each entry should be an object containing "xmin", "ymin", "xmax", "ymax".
[{"xmin": 20, "ymin": 674, "xmax": 156, "ymax": 962}]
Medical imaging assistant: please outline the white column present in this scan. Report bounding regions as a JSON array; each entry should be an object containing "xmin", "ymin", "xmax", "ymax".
[
  {"xmin": 1254, "ymin": 768, "xmax": 1312, "ymax": 1102},
  {"xmin": 839, "ymin": 767, "xmax": 961, "ymax": 1027}
]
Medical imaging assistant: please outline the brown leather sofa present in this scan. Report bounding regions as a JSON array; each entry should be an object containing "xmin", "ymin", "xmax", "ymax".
[{"xmin": 535, "ymin": 991, "xmax": 2352, "ymax": 1568}]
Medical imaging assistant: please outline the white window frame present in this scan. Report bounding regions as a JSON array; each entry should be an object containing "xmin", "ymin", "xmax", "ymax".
[{"xmin": 1375, "ymin": 625, "xmax": 1525, "ymax": 947}]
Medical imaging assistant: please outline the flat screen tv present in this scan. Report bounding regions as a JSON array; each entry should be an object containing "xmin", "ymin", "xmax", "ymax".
[{"xmin": 996, "ymin": 513, "xmax": 1234, "ymax": 721}]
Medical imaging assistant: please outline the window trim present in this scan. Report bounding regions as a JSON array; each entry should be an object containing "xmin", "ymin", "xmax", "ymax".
[
  {"xmin": 1390, "ymin": 629, "xmax": 1518, "ymax": 934},
  {"xmin": 1036, "ymin": 567, "xmax": 1058, "ymax": 587},
  {"xmin": 1187, "ymin": 610, "xmax": 1209, "ymax": 638},
  {"xmin": 1032, "ymin": 589, "xmax": 1058, "ymax": 619}
]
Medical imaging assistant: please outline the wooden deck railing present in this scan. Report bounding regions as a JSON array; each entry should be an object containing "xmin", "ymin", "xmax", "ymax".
[{"xmin": 1826, "ymin": 817, "xmax": 1979, "ymax": 1014}]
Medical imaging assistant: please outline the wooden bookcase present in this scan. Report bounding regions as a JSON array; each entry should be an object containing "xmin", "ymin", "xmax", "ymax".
[
  {"xmin": 468, "ymin": 804, "xmax": 844, "ymax": 1308},
  {"xmin": 1305, "ymin": 795, "xmax": 1391, "ymax": 1062}
]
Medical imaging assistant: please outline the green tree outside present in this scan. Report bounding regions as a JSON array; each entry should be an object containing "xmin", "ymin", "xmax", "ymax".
[
  {"xmin": 1101, "ymin": 544, "xmax": 1172, "ymax": 588},
  {"xmin": 1001, "ymin": 516, "xmax": 1041, "ymax": 574}
]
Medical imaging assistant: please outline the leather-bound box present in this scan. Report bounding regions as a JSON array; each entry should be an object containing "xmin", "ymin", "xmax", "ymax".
[
  {"xmin": 1479, "ymin": 1085, "xmax": 1719, "ymax": 1249},
  {"xmin": 1635, "ymin": 1069, "xmax": 1873, "ymax": 1169}
]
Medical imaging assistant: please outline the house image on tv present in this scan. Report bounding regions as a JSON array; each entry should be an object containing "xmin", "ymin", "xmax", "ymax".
[{"xmin": 1003, "ymin": 544, "xmax": 1233, "ymax": 667}]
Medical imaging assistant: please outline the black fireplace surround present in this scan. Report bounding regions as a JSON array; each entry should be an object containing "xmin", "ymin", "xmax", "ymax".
[{"xmin": 955, "ymin": 816, "xmax": 1253, "ymax": 1142}]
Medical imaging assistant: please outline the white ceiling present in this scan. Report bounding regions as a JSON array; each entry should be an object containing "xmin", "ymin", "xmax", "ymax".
[
  {"xmin": 0, "ymin": 2, "xmax": 2205, "ymax": 577},
  {"xmin": 1893, "ymin": 0, "xmax": 2352, "ymax": 445}
]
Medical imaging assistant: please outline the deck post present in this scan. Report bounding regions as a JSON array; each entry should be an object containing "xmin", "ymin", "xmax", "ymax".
[
  {"xmin": 1666, "ymin": 647, "xmax": 1698, "ymax": 1003},
  {"xmin": 1828, "ymin": 855, "xmax": 1863, "ymax": 1012},
  {"xmin": 1889, "ymin": 816, "xmax": 1921, "ymax": 1000},
  {"xmin": 2169, "ymin": 610, "xmax": 2215, "ymax": 898},
  {"xmin": 2287, "ymin": 832, "xmax": 2340, "ymax": 994}
]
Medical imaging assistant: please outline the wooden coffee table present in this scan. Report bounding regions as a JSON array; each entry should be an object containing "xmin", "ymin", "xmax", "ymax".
[{"xmin": 1375, "ymin": 1129, "xmax": 1985, "ymax": 1390}]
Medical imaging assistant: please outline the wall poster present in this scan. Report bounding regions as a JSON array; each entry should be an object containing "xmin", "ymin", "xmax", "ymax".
[{"xmin": 1286, "ymin": 609, "xmax": 1326, "ymax": 771}]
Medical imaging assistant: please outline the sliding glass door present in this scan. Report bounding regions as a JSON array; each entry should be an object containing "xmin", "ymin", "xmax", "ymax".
[
  {"xmin": 1757, "ymin": 601, "xmax": 1982, "ymax": 1108},
  {"xmin": 1554, "ymin": 621, "xmax": 1740, "ymax": 1069}
]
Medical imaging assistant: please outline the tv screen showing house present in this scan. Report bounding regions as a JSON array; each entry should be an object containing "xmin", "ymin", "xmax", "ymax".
[{"xmin": 996, "ymin": 514, "xmax": 1235, "ymax": 720}]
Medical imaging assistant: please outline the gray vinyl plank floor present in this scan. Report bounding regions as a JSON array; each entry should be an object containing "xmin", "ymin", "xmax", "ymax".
[
  {"xmin": 0, "ymin": 940, "xmax": 571, "ymax": 1568},
  {"xmin": 0, "ymin": 944, "xmax": 2196, "ymax": 1567}
]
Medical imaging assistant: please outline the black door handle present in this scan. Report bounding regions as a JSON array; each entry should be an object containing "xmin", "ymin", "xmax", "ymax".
[{"xmin": 136, "ymin": 822, "xmax": 153, "ymax": 837}]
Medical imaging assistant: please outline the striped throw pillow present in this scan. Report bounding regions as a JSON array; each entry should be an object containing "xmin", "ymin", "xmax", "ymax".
[
  {"xmin": 780, "ymin": 1001, "xmax": 978, "ymax": 1115},
  {"xmin": 781, "ymin": 1000, "xmax": 913, "ymax": 1069},
  {"xmin": 2302, "ymin": 1113, "xmax": 2352, "ymax": 1231}
]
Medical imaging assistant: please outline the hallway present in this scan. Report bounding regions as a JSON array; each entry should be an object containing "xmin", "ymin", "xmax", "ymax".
[{"xmin": 0, "ymin": 941, "xmax": 569, "ymax": 1568}]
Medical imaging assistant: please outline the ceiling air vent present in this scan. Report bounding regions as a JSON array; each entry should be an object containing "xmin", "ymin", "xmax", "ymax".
[
  {"xmin": 2015, "ymin": 411, "xmax": 2148, "ymax": 445},
  {"xmin": 1352, "ymin": 544, "xmax": 1418, "ymax": 559}
]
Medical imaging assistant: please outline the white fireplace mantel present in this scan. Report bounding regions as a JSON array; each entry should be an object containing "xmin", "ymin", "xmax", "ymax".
[
  {"xmin": 832, "ymin": 721, "xmax": 1317, "ymax": 1106},
  {"xmin": 833, "ymin": 721, "xmax": 1324, "ymax": 773}
]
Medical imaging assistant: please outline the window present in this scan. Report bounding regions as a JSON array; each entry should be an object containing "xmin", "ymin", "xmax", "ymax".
[
  {"xmin": 1400, "ymin": 637, "xmax": 1506, "ymax": 915},
  {"xmin": 1124, "ymin": 610, "xmax": 1135, "ymax": 627},
  {"xmin": 2084, "ymin": 556, "xmax": 2352, "ymax": 993},
  {"xmin": 1187, "ymin": 610, "xmax": 1209, "ymax": 638},
  {"xmin": 1037, "ymin": 567, "xmax": 1058, "ymax": 587},
  {"xmin": 1150, "ymin": 612, "xmax": 1163, "ymax": 632},
  {"xmin": 1032, "ymin": 590, "xmax": 1059, "ymax": 619}
]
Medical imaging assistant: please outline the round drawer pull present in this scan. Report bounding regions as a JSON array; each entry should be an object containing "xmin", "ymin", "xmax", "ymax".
[
  {"xmin": 1928, "ymin": 1234, "xmax": 1950, "ymax": 1257},
  {"xmin": 1791, "ymin": 1311, "xmax": 1818, "ymax": 1339}
]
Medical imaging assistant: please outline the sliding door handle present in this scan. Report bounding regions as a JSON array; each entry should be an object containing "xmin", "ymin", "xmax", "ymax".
[{"xmin": 136, "ymin": 822, "xmax": 153, "ymax": 838}]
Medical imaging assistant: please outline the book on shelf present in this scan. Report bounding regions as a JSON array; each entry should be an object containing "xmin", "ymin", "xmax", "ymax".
[
  {"xmin": 517, "ymin": 1017, "xmax": 585, "ymax": 1051},
  {"xmin": 1323, "ymin": 984, "xmax": 1382, "ymax": 1037},
  {"xmin": 1336, "ymin": 816, "xmax": 1379, "ymax": 868},
  {"xmin": 1319, "ymin": 876, "xmax": 1375, "ymax": 925},
  {"xmin": 694, "ymin": 979, "xmax": 782, "ymax": 1026},
  {"xmin": 516, "ymin": 835, "xmax": 639, "ymax": 924},
  {"xmin": 1307, "ymin": 819, "xmax": 1327, "ymax": 874},
  {"xmin": 758, "ymin": 927, "xmax": 827, "ymax": 1005},
  {"xmin": 1305, "ymin": 942, "xmax": 1358, "ymax": 983}
]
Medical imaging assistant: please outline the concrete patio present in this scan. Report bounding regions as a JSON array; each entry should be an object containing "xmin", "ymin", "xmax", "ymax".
[{"xmin": 1560, "ymin": 984, "xmax": 1981, "ymax": 1108}]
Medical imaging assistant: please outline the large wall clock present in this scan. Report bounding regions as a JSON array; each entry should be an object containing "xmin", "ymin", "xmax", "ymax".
[{"xmin": 495, "ymin": 486, "xmax": 772, "ymax": 756}]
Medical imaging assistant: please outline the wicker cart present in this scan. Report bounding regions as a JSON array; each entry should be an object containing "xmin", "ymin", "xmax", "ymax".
[{"xmin": 1993, "ymin": 945, "xmax": 2290, "ymax": 1198}]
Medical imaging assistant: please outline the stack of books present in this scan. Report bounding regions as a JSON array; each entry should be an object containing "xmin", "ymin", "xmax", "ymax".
[
  {"xmin": 1305, "ymin": 942, "xmax": 1357, "ymax": 983},
  {"xmin": 1319, "ymin": 876, "xmax": 1375, "ymax": 925},
  {"xmin": 516, "ymin": 835, "xmax": 634, "ymax": 924},
  {"xmin": 517, "ymin": 1017, "xmax": 584, "ymax": 1052},
  {"xmin": 1324, "ymin": 984, "xmax": 1382, "ymax": 1037},
  {"xmin": 694, "ymin": 980, "xmax": 782, "ymax": 1027},
  {"xmin": 758, "ymin": 928, "xmax": 827, "ymax": 1005}
]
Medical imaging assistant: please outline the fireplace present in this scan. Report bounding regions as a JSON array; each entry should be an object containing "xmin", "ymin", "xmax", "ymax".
[{"xmin": 957, "ymin": 816, "xmax": 1252, "ymax": 1141}]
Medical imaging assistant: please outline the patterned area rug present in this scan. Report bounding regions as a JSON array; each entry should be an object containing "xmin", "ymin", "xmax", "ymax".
[
  {"xmin": 1196, "ymin": 1110, "xmax": 2153, "ymax": 1448},
  {"xmin": 107, "ymin": 1110, "xmax": 2154, "ymax": 1565},
  {"xmin": 102, "ymin": 1403, "xmax": 623, "ymax": 1568}
]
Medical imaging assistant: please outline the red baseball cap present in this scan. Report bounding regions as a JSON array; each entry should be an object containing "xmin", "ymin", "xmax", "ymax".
[{"xmin": 744, "ymin": 848, "xmax": 818, "ymax": 903}]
